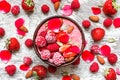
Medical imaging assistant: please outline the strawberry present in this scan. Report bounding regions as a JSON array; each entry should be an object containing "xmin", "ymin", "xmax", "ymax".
[
  {"xmin": 41, "ymin": 4, "xmax": 50, "ymax": 14},
  {"xmin": 72, "ymin": 57, "xmax": 80, "ymax": 65},
  {"xmin": 32, "ymin": 65, "xmax": 47, "ymax": 78},
  {"xmin": 47, "ymin": 43, "xmax": 60, "ymax": 52},
  {"xmin": 100, "ymin": 45, "xmax": 111, "ymax": 57},
  {"xmin": 59, "ymin": 34, "xmax": 69, "ymax": 44},
  {"xmin": 62, "ymin": 75, "xmax": 72, "ymax": 80},
  {"xmin": 25, "ymin": 39, "xmax": 33, "ymax": 48},
  {"xmin": 21, "ymin": 0, "xmax": 34, "ymax": 12},
  {"xmin": 103, "ymin": 0, "xmax": 117, "ymax": 16},
  {"xmin": 103, "ymin": 18, "xmax": 112, "ymax": 28},
  {"xmin": 7, "ymin": 37, "xmax": 20, "ymax": 52},
  {"xmin": 91, "ymin": 28, "xmax": 105, "ymax": 41},
  {"xmin": 65, "ymin": 46, "xmax": 80, "ymax": 54},
  {"xmin": 90, "ymin": 62, "xmax": 99, "ymax": 73},
  {"xmin": 23, "ymin": 57, "xmax": 32, "ymax": 66},
  {"xmin": 90, "ymin": 44, "xmax": 100, "ymax": 54},
  {"xmin": 71, "ymin": 0, "xmax": 80, "ymax": 10},
  {"xmin": 0, "ymin": 27, "xmax": 5, "ymax": 37},
  {"xmin": 5, "ymin": 65, "xmax": 16, "ymax": 76},
  {"xmin": 104, "ymin": 68, "xmax": 116, "ymax": 80},
  {"xmin": 63, "ymin": 52, "xmax": 77, "ymax": 58},
  {"xmin": 11, "ymin": 5, "xmax": 20, "ymax": 15},
  {"xmin": 107, "ymin": 53, "xmax": 118, "ymax": 65},
  {"xmin": 82, "ymin": 20, "xmax": 91, "ymax": 28},
  {"xmin": 47, "ymin": 65, "xmax": 57, "ymax": 73}
]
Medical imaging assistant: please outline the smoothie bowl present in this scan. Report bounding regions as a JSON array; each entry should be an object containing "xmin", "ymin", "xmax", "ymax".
[{"xmin": 33, "ymin": 16, "xmax": 85, "ymax": 67}]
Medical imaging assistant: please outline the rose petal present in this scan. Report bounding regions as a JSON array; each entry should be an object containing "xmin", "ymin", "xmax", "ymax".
[
  {"xmin": 61, "ymin": 5, "xmax": 73, "ymax": 16},
  {"xmin": 91, "ymin": 7, "xmax": 101, "ymax": 15}
]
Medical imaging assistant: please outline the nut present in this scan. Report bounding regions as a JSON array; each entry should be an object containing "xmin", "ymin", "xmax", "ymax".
[
  {"xmin": 67, "ymin": 26, "xmax": 74, "ymax": 33},
  {"xmin": 25, "ymin": 70, "xmax": 33, "ymax": 79},
  {"xmin": 97, "ymin": 55, "xmax": 105, "ymax": 65},
  {"xmin": 89, "ymin": 15, "xmax": 99, "ymax": 22},
  {"xmin": 70, "ymin": 74, "xmax": 80, "ymax": 80}
]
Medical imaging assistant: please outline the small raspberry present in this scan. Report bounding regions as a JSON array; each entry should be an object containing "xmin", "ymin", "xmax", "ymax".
[
  {"xmin": 103, "ymin": 18, "xmax": 112, "ymax": 28},
  {"xmin": 25, "ymin": 39, "xmax": 33, "ymax": 48},
  {"xmin": 82, "ymin": 20, "xmax": 91, "ymax": 28},
  {"xmin": 35, "ymin": 36, "xmax": 46, "ymax": 47},
  {"xmin": 11, "ymin": 5, "xmax": 20, "ymax": 15},
  {"xmin": 52, "ymin": 52, "xmax": 65, "ymax": 66},
  {"xmin": 48, "ymin": 65, "xmax": 57, "ymax": 73},
  {"xmin": 39, "ymin": 30, "xmax": 47, "ymax": 37},
  {"xmin": 23, "ymin": 57, "xmax": 32, "ymax": 66},
  {"xmin": 45, "ymin": 31, "xmax": 56, "ymax": 43},
  {"xmin": 51, "ymin": 0, "xmax": 60, "ymax": 3},
  {"xmin": 41, "ymin": 4, "xmax": 50, "ymax": 14},
  {"xmin": 71, "ymin": 0, "xmax": 80, "ymax": 10},
  {"xmin": 62, "ymin": 75, "xmax": 72, "ymax": 80},
  {"xmin": 107, "ymin": 53, "xmax": 118, "ymax": 65},
  {"xmin": 47, "ymin": 43, "xmax": 60, "ymax": 52},
  {"xmin": 90, "ymin": 45, "xmax": 100, "ymax": 54},
  {"xmin": 40, "ymin": 49, "xmax": 51, "ymax": 60},
  {"xmin": 0, "ymin": 27, "xmax": 5, "ymax": 37},
  {"xmin": 90, "ymin": 62, "xmax": 99, "ymax": 73}
]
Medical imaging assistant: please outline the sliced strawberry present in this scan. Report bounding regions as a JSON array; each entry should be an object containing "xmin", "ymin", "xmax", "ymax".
[
  {"xmin": 91, "ymin": 7, "xmax": 101, "ymax": 15},
  {"xmin": 63, "ymin": 52, "xmax": 77, "ymax": 58},
  {"xmin": 59, "ymin": 34, "xmax": 69, "ymax": 43},
  {"xmin": 48, "ymin": 18, "xmax": 63, "ymax": 32}
]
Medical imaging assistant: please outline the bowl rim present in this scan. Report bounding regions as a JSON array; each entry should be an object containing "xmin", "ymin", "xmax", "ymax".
[{"xmin": 33, "ymin": 15, "xmax": 85, "ymax": 67}]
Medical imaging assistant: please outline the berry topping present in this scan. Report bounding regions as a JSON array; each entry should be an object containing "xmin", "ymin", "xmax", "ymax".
[
  {"xmin": 103, "ymin": 18, "xmax": 112, "ymax": 28},
  {"xmin": 90, "ymin": 62, "xmax": 99, "ymax": 73},
  {"xmin": 47, "ymin": 43, "xmax": 60, "ymax": 52},
  {"xmin": 11, "ymin": 5, "xmax": 20, "ymax": 15},
  {"xmin": 82, "ymin": 20, "xmax": 91, "ymax": 28},
  {"xmin": 45, "ymin": 31, "xmax": 56, "ymax": 43},
  {"xmin": 90, "ymin": 44, "xmax": 100, "ymax": 54},
  {"xmin": 35, "ymin": 36, "xmax": 46, "ymax": 47},
  {"xmin": 40, "ymin": 49, "xmax": 51, "ymax": 60},
  {"xmin": 39, "ymin": 30, "xmax": 47, "ymax": 37},
  {"xmin": 71, "ymin": 0, "xmax": 80, "ymax": 10},
  {"xmin": 100, "ymin": 45, "xmax": 111, "ymax": 57},
  {"xmin": 25, "ymin": 39, "xmax": 33, "ymax": 48},
  {"xmin": 107, "ymin": 53, "xmax": 118, "ymax": 65},
  {"xmin": 41, "ymin": 4, "xmax": 50, "ymax": 14},
  {"xmin": 23, "ymin": 57, "xmax": 32, "ymax": 66}
]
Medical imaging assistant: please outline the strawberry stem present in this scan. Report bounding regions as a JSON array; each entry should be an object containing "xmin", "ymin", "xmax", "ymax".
[
  {"xmin": 33, "ymin": 71, "xmax": 40, "ymax": 80},
  {"xmin": 25, "ymin": 0, "xmax": 34, "ymax": 7}
]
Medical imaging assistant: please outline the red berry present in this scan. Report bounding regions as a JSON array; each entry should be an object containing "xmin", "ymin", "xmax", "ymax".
[
  {"xmin": 59, "ymin": 34, "xmax": 69, "ymax": 43},
  {"xmin": 48, "ymin": 65, "xmax": 57, "ymax": 73},
  {"xmin": 51, "ymin": 0, "xmax": 60, "ymax": 3},
  {"xmin": 72, "ymin": 57, "xmax": 80, "ymax": 65},
  {"xmin": 113, "ymin": 18, "xmax": 120, "ymax": 28},
  {"xmin": 100, "ymin": 45, "xmax": 111, "ymax": 57},
  {"xmin": 45, "ymin": 31, "xmax": 56, "ymax": 43},
  {"xmin": 41, "ymin": 4, "xmax": 50, "ymax": 14},
  {"xmin": 65, "ymin": 46, "xmax": 80, "ymax": 54},
  {"xmin": 62, "ymin": 75, "xmax": 72, "ymax": 80},
  {"xmin": 82, "ymin": 20, "xmax": 91, "ymax": 28},
  {"xmin": 0, "ymin": 27, "xmax": 5, "ymax": 37},
  {"xmin": 40, "ymin": 49, "xmax": 51, "ymax": 60},
  {"xmin": 11, "ymin": 5, "xmax": 20, "ymax": 15},
  {"xmin": 5, "ymin": 64, "xmax": 16, "ymax": 76},
  {"xmin": 103, "ymin": 18, "xmax": 112, "ymax": 28},
  {"xmin": 25, "ymin": 39, "xmax": 33, "ymax": 48},
  {"xmin": 71, "ymin": 0, "xmax": 80, "ymax": 10},
  {"xmin": 47, "ymin": 43, "xmax": 60, "ymax": 52},
  {"xmin": 35, "ymin": 36, "xmax": 46, "ymax": 47},
  {"xmin": 90, "ymin": 62, "xmax": 99, "ymax": 73},
  {"xmin": 39, "ymin": 30, "xmax": 47, "ymax": 37},
  {"xmin": 90, "ymin": 45, "xmax": 100, "ymax": 54},
  {"xmin": 107, "ymin": 53, "xmax": 118, "ymax": 65},
  {"xmin": 23, "ymin": 57, "xmax": 32, "ymax": 66}
]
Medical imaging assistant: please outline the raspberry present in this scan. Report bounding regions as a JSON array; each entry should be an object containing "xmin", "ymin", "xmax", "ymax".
[
  {"xmin": 41, "ymin": 4, "xmax": 50, "ymax": 14},
  {"xmin": 90, "ymin": 62, "xmax": 99, "ymax": 73},
  {"xmin": 62, "ymin": 75, "xmax": 72, "ymax": 80},
  {"xmin": 51, "ymin": 0, "xmax": 60, "ymax": 3},
  {"xmin": 11, "ymin": 5, "xmax": 20, "ymax": 15},
  {"xmin": 39, "ymin": 30, "xmax": 47, "ymax": 37},
  {"xmin": 82, "ymin": 20, "xmax": 91, "ymax": 28},
  {"xmin": 72, "ymin": 57, "xmax": 80, "ymax": 65},
  {"xmin": 25, "ymin": 39, "xmax": 33, "ymax": 48},
  {"xmin": 90, "ymin": 45, "xmax": 100, "ymax": 54},
  {"xmin": 23, "ymin": 57, "xmax": 32, "ymax": 66},
  {"xmin": 45, "ymin": 31, "xmax": 56, "ymax": 43},
  {"xmin": 40, "ymin": 49, "xmax": 51, "ymax": 60},
  {"xmin": 71, "ymin": 0, "xmax": 80, "ymax": 10},
  {"xmin": 113, "ymin": 18, "xmax": 120, "ymax": 28},
  {"xmin": 107, "ymin": 53, "xmax": 118, "ymax": 65},
  {"xmin": 103, "ymin": 18, "xmax": 112, "ymax": 28},
  {"xmin": 5, "ymin": 64, "xmax": 16, "ymax": 76},
  {"xmin": 47, "ymin": 43, "xmax": 60, "ymax": 52},
  {"xmin": 52, "ymin": 52, "xmax": 65, "ymax": 66},
  {"xmin": 35, "ymin": 36, "xmax": 46, "ymax": 47},
  {"xmin": 47, "ymin": 65, "xmax": 57, "ymax": 73},
  {"xmin": 0, "ymin": 27, "xmax": 5, "ymax": 37}
]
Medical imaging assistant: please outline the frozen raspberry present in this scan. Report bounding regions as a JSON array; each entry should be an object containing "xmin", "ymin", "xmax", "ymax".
[
  {"xmin": 25, "ymin": 39, "xmax": 33, "ymax": 48},
  {"xmin": 71, "ymin": 0, "xmax": 80, "ymax": 10},
  {"xmin": 35, "ymin": 36, "xmax": 46, "ymax": 47},
  {"xmin": 41, "ymin": 4, "xmax": 50, "ymax": 14},
  {"xmin": 39, "ymin": 30, "xmax": 47, "ymax": 37},
  {"xmin": 90, "ymin": 45, "xmax": 100, "ymax": 54},
  {"xmin": 52, "ymin": 52, "xmax": 65, "ymax": 66},
  {"xmin": 0, "ymin": 27, "xmax": 5, "ymax": 37},
  {"xmin": 11, "ymin": 5, "xmax": 20, "ymax": 15},
  {"xmin": 40, "ymin": 49, "xmax": 51, "ymax": 60},
  {"xmin": 47, "ymin": 43, "xmax": 60, "ymax": 52},
  {"xmin": 82, "ymin": 20, "xmax": 91, "ymax": 28},
  {"xmin": 103, "ymin": 18, "xmax": 112, "ymax": 28},
  {"xmin": 23, "ymin": 57, "xmax": 32, "ymax": 66},
  {"xmin": 45, "ymin": 31, "xmax": 56, "ymax": 43}
]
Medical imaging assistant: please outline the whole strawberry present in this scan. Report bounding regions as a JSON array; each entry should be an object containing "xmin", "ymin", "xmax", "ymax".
[
  {"xmin": 71, "ymin": 0, "xmax": 80, "ymax": 10},
  {"xmin": 11, "ymin": 5, "xmax": 20, "ymax": 15},
  {"xmin": 21, "ymin": 0, "xmax": 34, "ymax": 12},
  {"xmin": 32, "ymin": 65, "xmax": 47, "ymax": 78},
  {"xmin": 90, "ymin": 62, "xmax": 99, "ymax": 73},
  {"xmin": 107, "ymin": 53, "xmax": 118, "ymax": 65},
  {"xmin": 103, "ymin": 0, "xmax": 117, "ymax": 16},
  {"xmin": 91, "ymin": 28, "xmax": 105, "ymax": 41},
  {"xmin": 5, "ymin": 65, "xmax": 16, "ymax": 76},
  {"xmin": 0, "ymin": 27, "xmax": 5, "ymax": 37},
  {"xmin": 6, "ymin": 37, "xmax": 20, "ymax": 52},
  {"xmin": 104, "ymin": 68, "xmax": 116, "ymax": 80}
]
